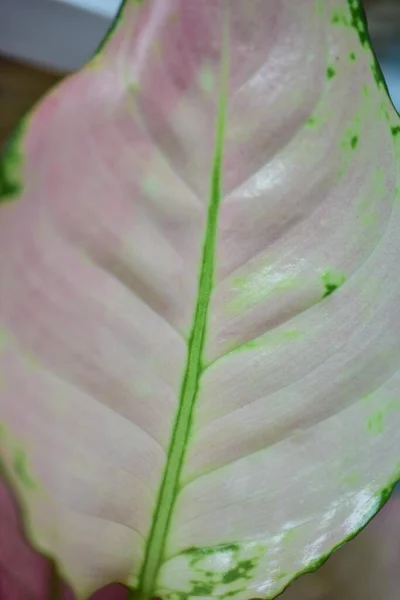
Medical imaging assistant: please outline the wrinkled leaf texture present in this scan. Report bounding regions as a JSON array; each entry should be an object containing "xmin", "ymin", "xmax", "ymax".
[{"xmin": 1, "ymin": 0, "xmax": 400, "ymax": 599}]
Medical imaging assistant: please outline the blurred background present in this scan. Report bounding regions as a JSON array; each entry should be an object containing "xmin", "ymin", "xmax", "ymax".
[{"xmin": 0, "ymin": 1, "xmax": 399, "ymax": 599}]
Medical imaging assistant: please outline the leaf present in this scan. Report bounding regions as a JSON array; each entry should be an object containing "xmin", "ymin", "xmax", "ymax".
[
  {"xmin": 3, "ymin": 481, "xmax": 400, "ymax": 600},
  {"xmin": 280, "ymin": 491, "xmax": 400, "ymax": 600},
  {"xmin": 0, "ymin": 0, "xmax": 399, "ymax": 598}
]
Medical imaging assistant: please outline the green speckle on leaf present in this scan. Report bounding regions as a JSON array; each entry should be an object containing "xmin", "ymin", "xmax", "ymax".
[
  {"xmin": 349, "ymin": 52, "xmax": 356, "ymax": 61},
  {"xmin": 190, "ymin": 582, "xmax": 214, "ymax": 596},
  {"xmin": 221, "ymin": 560, "xmax": 255, "ymax": 584},
  {"xmin": 347, "ymin": 0, "xmax": 368, "ymax": 46},
  {"xmin": 185, "ymin": 543, "xmax": 239, "ymax": 556},
  {"xmin": 331, "ymin": 10, "xmax": 349, "ymax": 25},
  {"xmin": 0, "ymin": 125, "xmax": 24, "ymax": 202},
  {"xmin": 321, "ymin": 269, "xmax": 346, "ymax": 298},
  {"xmin": 306, "ymin": 116, "xmax": 316, "ymax": 126},
  {"xmin": 177, "ymin": 543, "xmax": 265, "ymax": 596},
  {"xmin": 326, "ymin": 66, "xmax": 336, "ymax": 79},
  {"xmin": 370, "ymin": 61, "xmax": 387, "ymax": 90},
  {"xmin": 367, "ymin": 411, "xmax": 384, "ymax": 435},
  {"xmin": 350, "ymin": 135, "xmax": 358, "ymax": 149},
  {"xmin": 184, "ymin": 543, "xmax": 239, "ymax": 566},
  {"xmin": 13, "ymin": 448, "xmax": 36, "ymax": 489},
  {"xmin": 371, "ymin": 63, "xmax": 381, "ymax": 87},
  {"xmin": 331, "ymin": 2, "xmax": 372, "ymax": 53},
  {"xmin": 391, "ymin": 126, "xmax": 400, "ymax": 138},
  {"xmin": 340, "ymin": 116, "xmax": 362, "ymax": 156}
]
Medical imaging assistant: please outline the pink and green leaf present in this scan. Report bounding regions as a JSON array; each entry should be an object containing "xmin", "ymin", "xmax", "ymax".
[{"xmin": 1, "ymin": 0, "xmax": 400, "ymax": 599}]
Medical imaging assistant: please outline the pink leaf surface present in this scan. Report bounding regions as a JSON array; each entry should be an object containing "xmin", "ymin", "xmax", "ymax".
[
  {"xmin": 0, "ymin": 1, "xmax": 399, "ymax": 599},
  {"xmin": 2, "ymin": 479, "xmax": 400, "ymax": 599}
]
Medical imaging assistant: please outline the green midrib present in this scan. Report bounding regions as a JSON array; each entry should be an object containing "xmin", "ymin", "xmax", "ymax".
[{"xmin": 134, "ymin": 33, "xmax": 230, "ymax": 600}]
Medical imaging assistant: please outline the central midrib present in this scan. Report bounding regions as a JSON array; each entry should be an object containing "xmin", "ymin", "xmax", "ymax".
[{"xmin": 134, "ymin": 31, "xmax": 230, "ymax": 600}]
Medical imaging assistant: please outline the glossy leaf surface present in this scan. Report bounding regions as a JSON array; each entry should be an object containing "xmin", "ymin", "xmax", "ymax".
[{"xmin": 1, "ymin": 1, "xmax": 400, "ymax": 599}]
